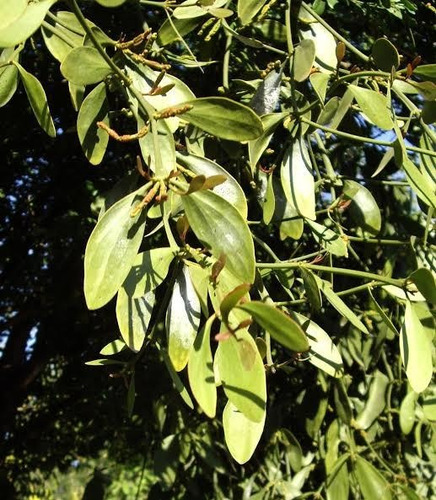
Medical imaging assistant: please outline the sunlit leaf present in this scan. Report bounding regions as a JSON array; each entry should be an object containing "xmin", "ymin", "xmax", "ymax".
[
  {"xmin": 299, "ymin": 267, "xmax": 322, "ymax": 311},
  {"xmin": 342, "ymin": 180, "xmax": 382, "ymax": 235},
  {"xmin": 306, "ymin": 220, "xmax": 348, "ymax": 256},
  {"xmin": 0, "ymin": 1, "xmax": 27, "ymax": 32},
  {"xmin": 220, "ymin": 284, "xmax": 251, "ymax": 325},
  {"xmin": 293, "ymin": 39, "xmax": 316, "ymax": 82},
  {"xmin": 223, "ymin": 400, "xmax": 265, "ymax": 464},
  {"xmin": 399, "ymin": 390, "xmax": 417, "ymax": 435},
  {"xmin": 349, "ymin": 84, "xmax": 394, "ymax": 130},
  {"xmin": 188, "ymin": 315, "xmax": 217, "ymax": 417},
  {"xmin": 96, "ymin": 0, "xmax": 127, "ymax": 6},
  {"xmin": 407, "ymin": 268, "xmax": 436, "ymax": 305},
  {"xmin": 84, "ymin": 186, "xmax": 148, "ymax": 310},
  {"xmin": 413, "ymin": 64, "xmax": 436, "ymax": 82},
  {"xmin": 42, "ymin": 11, "xmax": 86, "ymax": 62},
  {"xmin": 166, "ymin": 265, "xmax": 201, "ymax": 371},
  {"xmin": 355, "ymin": 456, "xmax": 392, "ymax": 500},
  {"xmin": 238, "ymin": 0, "xmax": 266, "ymax": 25},
  {"xmin": 99, "ymin": 339, "xmax": 126, "ymax": 356},
  {"xmin": 249, "ymin": 112, "xmax": 287, "ymax": 170},
  {"xmin": 61, "ymin": 47, "xmax": 112, "ymax": 85},
  {"xmin": 310, "ymin": 72, "xmax": 330, "ymax": 103},
  {"xmin": 326, "ymin": 454, "xmax": 350, "ymax": 500},
  {"xmin": 402, "ymin": 156, "xmax": 436, "ymax": 209},
  {"xmin": 301, "ymin": 18, "xmax": 337, "ymax": 73},
  {"xmin": 355, "ymin": 370, "xmax": 389, "ymax": 429},
  {"xmin": 182, "ymin": 190, "xmax": 255, "ymax": 283},
  {"xmin": 0, "ymin": 64, "xmax": 18, "ymax": 107},
  {"xmin": 157, "ymin": 16, "xmax": 202, "ymax": 46}
]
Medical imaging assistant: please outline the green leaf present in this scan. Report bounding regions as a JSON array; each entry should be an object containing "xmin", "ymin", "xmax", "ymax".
[
  {"xmin": 333, "ymin": 379, "xmax": 352, "ymax": 424},
  {"xmin": 220, "ymin": 284, "xmax": 251, "ymax": 326},
  {"xmin": 96, "ymin": 0, "xmax": 127, "ymax": 6},
  {"xmin": 238, "ymin": 0, "xmax": 266, "ymax": 25},
  {"xmin": 342, "ymin": 180, "xmax": 382, "ymax": 235},
  {"xmin": 262, "ymin": 173, "xmax": 275, "ymax": 225},
  {"xmin": 407, "ymin": 268, "xmax": 436, "ymax": 305},
  {"xmin": 315, "ymin": 276, "xmax": 369, "ymax": 334},
  {"xmin": 84, "ymin": 186, "xmax": 147, "ymax": 310},
  {"xmin": 292, "ymin": 312, "xmax": 343, "ymax": 377},
  {"xmin": 422, "ymin": 395, "xmax": 436, "ymax": 421},
  {"xmin": 182, "ymin": 190, "xmax": 255, "ymax": 283},
  {"xmin": 237, "ymin": 302, "xmax": 309, "ymax": 353},
  {"xmin": 77, "ymin": 82, "xmax": 109, "ymax": 165},
  {"xmin": 368, "ymin": 288, "xmax": 399, "ymax": 337},
  {"xmin": 399, "ymin": 390, "xmax": 417, "ymax": 435},
  {"xmin": 116, "ymin": 288, "xmax": 155, "ymax": 352},
  {"xmin": 328, "ymin": 88, "xmax": 354, "ymax": 132},
  {"xmin": 123, "ymin": 248, "xmax": 175, "ymax": 299},
  {"xmin": 0, "ymin": 0, "xmax": 57, "ymax": 48},
  {"xmin": 173, "ymin": 0, "xmax": 228, "ymax": 19},
  {"xmin": 182, "ymin": 97, "xmax": 264, "ymax": 141},
  {"xmin": 271, "ymin": 176, "xmax": 304, "ymax": 240},
  {"xmin": 281, "ymin": 139, "xmax": 316, "ymax": 220},
  {"xmin": 355, "ymin": 456, "xmax": 392, "ymax": 500},
  {"xmin": 318, "ymin": 97, "xmax": 340, "ymax": 125},
  {"xmin": 355, "ymin": 370, "xmax": 389, "ymax": 429},
  {"xmin": 348, "ymin": 84, "xmax": 394, "ymax": 130},
  {"xmin": 249, "ymin": 112, "xmax": 287, "ymax": 170},
  {"xmin": 301, "ymin": 19, "xmax": 337, "ymax": 73},
  {"xmin": 0, "ymin": 64, "xmax": 18, "ymax": 107},
  {"xmin": 413, "ymin": 64, "xmax": 436, "ymax": 83},
  {"xmin": 215, "ymin": 328, "xmax": 266, "ymax": 422},
  {"xmin": 61, "ymin": 47, "xmax": 112, "ymax": 85},
  {"xmin": 176, "ymin": 152, "xmax": 248, "ymax": 218},
  {"xmin": 188, "ymin": 315, "xmax": 217, "ymax": 418},
  {"xmin": 422, "ymin": 99, "xmax": 436, "ymax": 124},
  {"xmin": 310, "ymin": 72, "xmax": 330, "ymax": 104},
  {"xmin": 299, "ymin": 267, "xmax": 322, "ymax": 312},
  {"xmin": 402, "ymin": 156, "xmax": 436, "ymax": 209},
  {"xmin": 326, "ymin": 454, "xmax": 350, "ymax": 500},
  {"xmin": 69, "ymin": 82, "xmax": 84, "ymax": 111},
  {"xmin": 407, "ymin": 80, "xmax": 436, "ymax": 100},
  {"xmin": 85, "ymin": 359, "xmax": 125, "ymax": 366},
  {"xmin": 157, "ymin": 16, "xmax": 202, "ymax": 46},
  {"xmin": 372, "ymin": 38, "xmax": 400, "ymax": 72},
  {"xmin": 166, "ymin": 265, "xmax": 201, "ymax": 371},
  {"xmin": 42, "ymin": 11, "xmax": 86, "ymax": 62},
  {"xmin": 400, "ymin": 301, "xmax": 433, "ymax": 393},
  {"xmin": 15, "ymin": 63, "xmax": 56, "ymax": 137},
  {"xmin": 160, "ymin": 346, "xmax": 194, "ymax": 409},
  {"xmin": 223, "ymin": 400, "xmax": 265, "ymax": 464},
  {"xmin": 293, "ymin": 39, "xmax": 316, "ymax": 82},
  {"xmin": 253, "ymin": 19, "xmax": 287, "ymax": 44},
  {"xmin": 99, "ymin": 339, "xmax": 126, "ymax": 356},
  {"xmin": 306, "ymin": 220, "xmax": 348, "ymax": 256}
]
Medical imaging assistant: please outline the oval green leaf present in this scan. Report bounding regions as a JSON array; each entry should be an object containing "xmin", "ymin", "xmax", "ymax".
[
  {"xmin": 407, "ymin": 268, "xmax": 436, "ymax": 305},
  {"xmin": 0, "ymin": 64, "xmax": 18, "ymax": 107},
  {"xmin": 42, "ymin": 11, "xmax": 86, "ymax": 62},
  {"xmin": 223, "ymin": 400, "xmax": 265, "ymax": 464},
  {"xmin": 326, "ymin": 455, "xmax": 350, "ymax": 500},
  {"xmin": 182, "ymin": 97, "xmax": 263, "ymax": 141},
  {"xmin": 399, "ymin": 390, "xmax": 417, "ymax": 435},
  {"xmin": 355, "ymin": 456, "xmax": 392, "ymax": 500},
  {"xmin": 349, "ymin": 84, "xmax": 394, "ymax": 130},
  {"xmin": 343, "ymin": 180, "xmax": 382, "ymax": 235},
  {"xmin": 306, "ymin": 220, "xmax": 348, "ymax": 256},
  {"xmin": 355, "ymin": 370, "xmax": 389, "ymax": 429},
  {"xmin": 237, "ymin": 302, "xmax": 309, "ymax": 353},
  {"xmin": 0, "ymin": 1, "xmax": 27, "ymax": 32},
  {"xmin": 238, "ymin": 0, "xmax": 266, "ymax": 25},
  {"xmin": 372, "ymin": 38, "xmax": 400, "ymax": 72},
  {"xmin": 77, "ymin": 82, "xmax": 109, "ymax": 165},
  {"xmin": 182, "ymin": 189, "xmax": 255, "ymax": 283},
  {"xmin": 294, "ymin": 39, "xmax": 316, "ymax": 82},
  {"xmin": 84, "ymin": 187, "xmax": 147, "ymax": 310},
  {"xmin": 61, "ymin": 46, "xmax": 112, "ymax": 85},
  {"xmin": 99, "ymin": 339, "xmax": 126, "ymax": 356}
]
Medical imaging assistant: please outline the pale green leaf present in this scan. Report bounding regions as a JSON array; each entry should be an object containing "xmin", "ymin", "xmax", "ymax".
[
  {"xmin": 116, "ymin": 288, "xmax": 155, "ymax": 352},
  {"xmin": 84, "ymin": 186, "xmax": 148, "ymax": 310},
  {"xmin": 355, "ymin": 456, "xmax": 392, "ymax": 500},
  {"xmin": 166, "ymin": 265, "xmax": 201, "ymax": 372},
  {"xmin": 238, "ymin": 0, "xmax": 266, "ymax": 25},
  {"xmin": 413, "ymin": 64, "xmax": 436, "ymax": 83},
  {"xmin": 328, "ymin": 88, "xmax": 354, "ymax": 132},
  {"xmin": 182, "ymin": 190, "xmax": 255, "ymax": 283},
  {"xmin": 15, "ymin": 63, "xmax": 56, "ymax": 137},
  {"xmin": 69, "ymin": 82, "xmax": 84, "ymax": 111},
  {"xmin": 96, "ymin": 0, "xmax": 127, "ymax": 6},
  {"xmin": 299, "ymin": 267, "xmax": 322, "ymax": 312},
  {"xmin": 237, "ymin": 302, "xmax": 309, "ymax": 353},
  {"xmin": 315, "ymin": 276, "xmax": 369, "ymax": 334},
  {"xmin": 262, "ymin": 173, "xmax": 275, "ymax": 225},
  {"xmin": 368, "ymin": 288, "xmax": 399, "ymax": 337},
  {"xmin": 61, "ymin": 47, "xmax": 112, "ymax": 85},
  {"xmin": 355, "ymin": 370, "xmax": 389, "ymax": 429},
  {"xmin": 271, "ymin": 176, "xmax": 304, "ymax": 240},
  {"xmin": 182, "ymin": 97, "xmax": 264, "ymax": 141},
  {"xmin": 422, "ymin": 396, "xmax": 436, "ymax": 421},
  {"xmin": 292, "ymin": 312, "xmax": 343, "ymax": 377},
  {"xmin": 383, "ymin": 284, "xmax": 425, "ymax": 302},
  {"xmin": 0, "ymin": 0, "xmax": 57, "ymax": 48},
  {"xmin": 400, "ymin": 301, "xmax": 433, "ymax": 393},
  {"xmin": 85, "ymin": 359, "xmax": 125, "ymax": 366},
  {"xmin": 399, "ymin": 390, "xmax": 417, "ymax": 435},
  {"xmin": 310, "ymin": 72, "xmax": 330, "ymax": 104},
  {"xmin": 77, "ymin": 82, "xmax": 109, "ymax": 165},
  {"xmin": 372, "ymin": 38, "xmax": 400, "ymax": 72},
  {"xmin": 301, "ymin": 21, "xmax": 337, "ymax": 73},
  {"xmin": 157, "ymin": 16, "xmax": 202, "ymax": 46},
  {"xmin": 326, "ymin": 454, "xmax": 350, "ymax": 500},
  {"xmin": 306, "ymin": 220, "xmax": 348, "ymax": 256},
  {"xmin": 402, "ymin": 156, "xmax": 436, "ymax": 209},
  {"xmin": 281, "ymin": 139, "xmax": 316, "ymax": 220},
  {"xmin": 349, "ymin": 84, "xmax": 394, "ymax": 130},
  {"xmin": 188, "ymin": 315, "xmax": 217, "ymax": 418},
  {"xmin": 293, "ymin": 39, "xmax": 316, "ymax": 82},
  {"xmin": 318, "ymin": 97, "xmax": 341, "ymax": 126},
  {"xmin": 160, "ymin": 346, "xmax": 194, "ymax": 409},
  {"xmin": 176, "ymin": 152, "xmax": 248, "ymax": 218},
  {"xmin": 0, "ymin": 64, "xmax": 18, "ymax": 107},
  {"xmin": 99, "ymin": 339, "xmax": 126, "ymax": 356},
  {"xmin": 215, "ymin": 328, "xmax": 267, "ymax": 422},
  {"xmin": 249, "ymin": 112, "xmax": 287, "ymax": 170},
  {"xmin": 173, "ymin": 0, "xmax": 227, "ymax": 19},
  {"xmin": 223, "ymin": 400, "xmax": 265, "ymax": 464},
  {"xmin": 42, "ymin": 11, "xmax": 86, "ymax": 62},
  {"xmin": 407, "ymin": 268, "xmax": 436, "ymax": 305},
  {"xmin": 343, "ymin": 180, "xmax": 382, "ymax": 235}
]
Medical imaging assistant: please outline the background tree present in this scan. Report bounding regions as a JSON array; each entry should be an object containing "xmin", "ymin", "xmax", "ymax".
[{"xmin": 0, "ymin": 0, "xmax": 434, "ymax": 498}]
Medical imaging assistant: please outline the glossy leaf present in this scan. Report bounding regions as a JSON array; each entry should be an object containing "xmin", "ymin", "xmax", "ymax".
[
  {"xmin": 99, "ymin": 339, "xmax": 126, "ymax": 356},
  {"xmin": 61, "ymin": 47, "xmax": 112, "ymax": 85},
  {"xmin": 238, "ymin": 0, "xmax": 266, "ymax": 25},
  {"xmin": 15, "ymin": 63, "xmax": 56, "ymax": 137},
  {"xmin": 315, "ymin": 276, "xmax": 369, "ymax": 334},
  {"xmin": 293, "ymin": 39, "xmax": 316, "ymax": 82},
  {"xmin": 182, "ymin": 97, "xmax": 263, "ymax": 141},
  {"xmin": 215, "ymin": 328, "xmax": 266, "ymax": 422},
  {"xmin": 355, "ymin": 456, "xmax": 392, "ymax": 500},
  {"xmin": 293, "ymin": 313, "xmax": 343, "ymax": 377},
  {"xmin": 407, "ymin": 268, "xmax": 436, "ymax": 305},
  {"xmin": 0, "ymin": 64, "xmax": 18, "ymax": 107},
  {"xmin": 349, "ymin": 84, "xmax": 393, "ymax": 130},
  {"xmin": 237, "ymin": 302, "xmax": 309, "ymax": 353},
  {"xmin": 176, "ymin": 152, "xmax": 248, "ymax": 218},
  {"xmin": 0, "ymin": 0, "xmax": 56, "ymax": 48},
  {"xmin": 343, "ymin": 180, "xmax": 382, "ymax": 235},
  {"xmin": 116, "ymin": 288, "xmax": 155, "ymax": 352},
  {"xmin": 188, "ymin": 315, "xmax": 217, "ymax": 418},
  {"xmin": 77, "ymin": 82, "xmax": 109, "ymax": 165},
  {"xmin": 399, "ymin": 390, "xmax": 417, "ymax": 435},
  {"xmin": 223, "ymin": 400, "xmax": 265, "ymax": 464},
  {"xmin": 182, "ymin": 190, "xmax": 255, "ymax": 283},
  {"xmin": 372, "ymin": 38, "xmax": 400, "ymax": 72},
  {"xmin": 123, "ymin": 248, "xmax": 175, "ymax": 299},
  {"xmin": 281, "ymin": 139, "xmax": 316, "ymax": 220},
  {"xmin": 307, "ymin": 220, "xmax": 348, "ymax": 256},
  {"xmin": 355, "ymin": 370, "xmax": 389, "ymax": 429},
  {"xmin": 326, "ymin": 454, "xmax": 350, "ymax": 500},
  {"xmin": 166, "ymin": 265, "xmax": 201, "ymax": 372},
  {"xmin": 400, "ymin": 301, "xmax": 433, "ymax": 393},
  {"xmin": 42, "ymin": 11, "xmax": 86, "ymax": 62},
  {"xmin": 84, "ymin": 186, "xmax": 147, "ymax": 310}
]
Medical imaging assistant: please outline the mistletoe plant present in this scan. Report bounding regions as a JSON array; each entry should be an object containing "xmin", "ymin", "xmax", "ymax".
[{"xmin": 1, "ymin": 0, "xmax": 435, "ymax": 496}]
